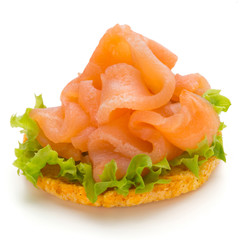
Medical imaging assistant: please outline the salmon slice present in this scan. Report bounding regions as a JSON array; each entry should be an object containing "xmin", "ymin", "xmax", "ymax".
[
  {"xmin": 129, "ymin": 90, "xmax": 220, "ymax": 151},
  {"xmin": 172, "ymin": 73, "xmax": 210, "ymax": 101},
  {"xmin": 30, "ymin": 102, "xmax": 90, "ymax": 143},
  {"xmin": 79, "ymin": 24, "xmax": 175, "ymax": 94},
  {"xmin": 97, "ymin": 63, "xmax": 174, "ymax": 124},
  {"xmin": 37, "ymin": 130, "xmax": 81, "ymax": 161},
  {"xmin": 128, "ymin": 101, "xmax": 183, "ymax": 162},
  {"xmin": 88, "ymin": 113, "xmax": 153, "ymax": 181}
]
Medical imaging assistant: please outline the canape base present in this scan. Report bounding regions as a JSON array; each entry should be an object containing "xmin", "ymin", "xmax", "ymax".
[{"xmin": 36, "ymin": 157, "xmax": 219, "ymax": 207}]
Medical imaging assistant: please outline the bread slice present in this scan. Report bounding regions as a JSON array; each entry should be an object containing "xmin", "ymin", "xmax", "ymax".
[{"xmin": 37, "ymin": 156, "xmax": 219, "ymax": 207}]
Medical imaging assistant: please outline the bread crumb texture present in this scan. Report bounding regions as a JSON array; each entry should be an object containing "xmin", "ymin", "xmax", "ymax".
[{"xmin": 37, "ymin": 157, "xmax": 219, "ymax": 207}]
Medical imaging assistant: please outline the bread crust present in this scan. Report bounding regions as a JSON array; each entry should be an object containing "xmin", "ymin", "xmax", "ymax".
[{"xmin": 36, "ymin": 157, "xmax": 219, "ymax": 207}]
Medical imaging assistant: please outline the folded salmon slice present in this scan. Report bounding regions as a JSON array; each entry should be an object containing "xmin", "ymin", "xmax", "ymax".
[
  {"xmin": 97, "ymin": 63, "xmax": 175, "ymax": 124},
  {"xmin": 29, "ymin": 24, "xmax": 220, "ymax": 182},
  {"xmin": 30, "ymin": 102, "xmax": 90, "ymax": 143},
  {"xmin": 88, "ymin": 113, "xmax": 152, "ymax": 181},
  {"xmin": 129, "ymin": 90, "xmax": 220, "ymax": 150},
  {"xmin": 172, "ymin": 73, "xmax": 211, "ymax": 101}
]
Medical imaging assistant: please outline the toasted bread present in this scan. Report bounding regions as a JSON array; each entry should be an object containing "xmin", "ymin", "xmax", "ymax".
[{"xmin": 37, "ymin": 157, "xmax": 219, "ymax": 207}]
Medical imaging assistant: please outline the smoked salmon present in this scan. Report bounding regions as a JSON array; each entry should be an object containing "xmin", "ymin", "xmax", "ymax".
[{"xmin": 30, "ymin": 24, "xmax": 220, "ymax": 181}]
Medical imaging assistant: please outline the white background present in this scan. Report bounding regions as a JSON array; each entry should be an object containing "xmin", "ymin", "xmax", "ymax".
[{"xmin": 0, "ymin": 0, "xmax": 239, "ymax": 239}]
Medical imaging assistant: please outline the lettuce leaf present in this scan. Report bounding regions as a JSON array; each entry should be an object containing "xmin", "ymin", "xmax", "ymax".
[
  {"xmin": 169, "ymin": 153, "xmax": 201, "ymax": 178},
  {"xmin": 212, "ymin": 134, "xmax": 226, "ymax": 162},
  {"xmin": 80, "ymin": 155, "xmax": 171, "ymax": 203},
  {"xmin": 203, "ymin": 89, "xmax": 231, "ymax": 114},
  {"xmin": 10, "ymin": 108, "xmax": 39, "ymax": 140},
  {"xmin": 10, "ymin": 94, "xmax": 46, "ymax": 139},
  {"xmin": 182, "ymin": 155, "xmax": 199, "ymax": 178},
  {"xmin": 187, "ymin": 137, "xmax": 214, "ymax": 159},
  {"xmin": 14, "ymin": 143, "xmax": 84, "ymax": 185},
  {"xmin": 34, "ymin": 94, "xmax": 46, "ymax": 109}
]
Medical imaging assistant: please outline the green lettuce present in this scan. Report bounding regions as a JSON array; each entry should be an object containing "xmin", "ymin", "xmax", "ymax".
[
  {"xmin": 203, "ymin": 89, "xmax": 231, "ymax": 114},
  {"xmin": 10, "ymin": 108, "xmax": 39, "ymax": 140},
  {"xmin": 75, "ymin": 156, "xmax": 170, "ymax": 203},
  {"xmin": 34, "ymin": 94, "xmax": 46, "ymax": 109},
  {"xmin": 14, "ymin": 145, "xmax": 83, "ymax": 185},
  {"xmin": 11, "ymin": 92, "xmax": 230, "ymax": 203}
]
